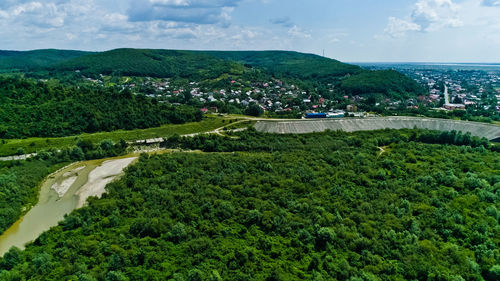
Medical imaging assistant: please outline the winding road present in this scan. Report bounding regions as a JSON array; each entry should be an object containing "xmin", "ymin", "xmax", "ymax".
[{"xmin": 444, "ymin": 85, "xmax": 450, "ymax": 105}]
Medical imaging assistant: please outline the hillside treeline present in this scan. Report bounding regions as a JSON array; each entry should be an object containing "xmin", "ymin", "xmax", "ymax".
[
  {"xmin": 0, "ymin": 49, "xmax": 90, "ymax": 72},
  {"xmin": 1, "ymin": 49, "xmax": 425, "ymax": 97},
  {"xmin": 0, "ymin": 77, "xmax": 203, "ymax": 139},
  {"xmin": 1, "ymin": 130, "xmax": 498, "ymax": 280},
  {"xmin": 341, "ymin": 70, "xmax": 426, "ymax": 98},
  {"xmin": 55, "ymin": 49, "xmax": 246, "ymax": 80},
  {"xmin": 163, "ymin": 127, "xmax": 493, "ymax": 153},
  {"xmin": 204, "ymin": 50, "xmax": 363, "ymax": 81}
]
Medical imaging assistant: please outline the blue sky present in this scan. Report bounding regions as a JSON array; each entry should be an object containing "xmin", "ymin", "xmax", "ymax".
[{"xmin": 0, "ymin": 0, "xmax": 499, "ymax": 62}]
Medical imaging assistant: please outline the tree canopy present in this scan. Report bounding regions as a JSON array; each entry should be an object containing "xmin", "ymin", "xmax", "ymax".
[
  {"xmin": 0, "ymin": 76, "xmax": 202, "ymax": 139},
  {"xmin": 1, "ymin": 129, "xmax": 498, "ymax": 280},
  {"xmin": 341, "ymin": 70, "xmax": 426, "ymax": 98}
]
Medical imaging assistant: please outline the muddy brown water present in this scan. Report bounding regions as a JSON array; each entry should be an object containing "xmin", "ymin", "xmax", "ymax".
[{"xmin": 0, "ymin": 156, "xmax": 137, "ymax": 256}]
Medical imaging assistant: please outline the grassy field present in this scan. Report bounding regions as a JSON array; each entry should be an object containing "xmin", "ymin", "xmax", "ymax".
[
  {"xmin": 222, "ymin": 120, "xmax": 257, "ymax": 130},
  {"xmin": 0, "ymin": 116, "xmax": 234, "ymax": 156}
]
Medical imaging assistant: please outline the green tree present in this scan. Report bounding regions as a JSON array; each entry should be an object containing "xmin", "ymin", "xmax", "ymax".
[{"xmin": 245, "ymin": 103, "xmax": 263, "ymax": 117}]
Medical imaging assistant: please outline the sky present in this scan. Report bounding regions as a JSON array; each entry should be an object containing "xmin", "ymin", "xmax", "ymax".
[{"xmin": 0, "ymin": 0, "xmax": 499, "ymax": 62}]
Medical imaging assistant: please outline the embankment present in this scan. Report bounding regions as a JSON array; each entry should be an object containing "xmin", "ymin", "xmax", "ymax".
[{"xmin": 254, "ymin": 117, "xmax": 500, "ymax": 140}]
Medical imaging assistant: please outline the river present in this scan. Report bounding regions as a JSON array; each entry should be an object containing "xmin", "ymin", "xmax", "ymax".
[{"xmin": 0, "ymin": 156, "xmax": 137, "ymax": 256}]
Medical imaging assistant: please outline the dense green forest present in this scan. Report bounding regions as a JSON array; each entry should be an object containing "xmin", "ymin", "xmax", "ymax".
[
  {"xmin": 0, "ymin": 160, "xmax": 66, "ymax": 234},
  {"xmin": 203, "ymin": 50, "xmax": 363, "ymax": 81},
  {"xmin": 341, "ymin": 70, "xmax": 426, "ymax": 98},
  {"xmin": 54, "ymin": 49, "xmax": 246, "ymax": 79},
  {"xmin": 163, "ymin": 127, "xmax": 495, "ymax": 153},
  {"xmin": 0, "ymin": 49, "xmax": 363, "ymax": 81},
  {"xmin": 1, "ymin": 129, "xmax": 498, "ymax": 280},
  {"xmin": 0, "ymin": 50, "xmax": 90, "ymax": 72},
  {"xmin": 0, "ymin": 76, "xmax": 202, "ymax": 139}
]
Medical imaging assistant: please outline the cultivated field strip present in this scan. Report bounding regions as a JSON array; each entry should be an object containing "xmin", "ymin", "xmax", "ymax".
[{"xmin": 254, "ymin": 117, "xmax": 500, "ymax": 140}]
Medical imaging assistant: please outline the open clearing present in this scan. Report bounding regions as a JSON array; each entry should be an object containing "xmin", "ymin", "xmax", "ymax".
[{"xmin": 0, "ymin": 116, "xmax": 234, "ymax": 157}]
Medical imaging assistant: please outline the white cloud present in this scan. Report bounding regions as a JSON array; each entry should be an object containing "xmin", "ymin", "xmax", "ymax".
[
  {"xmin": 65, "ymin": 32, "xmax": 76, "ymax": 40},
  {"xmin": 0, "ymin": 0, "xmax": 248, "ymax": 50},
  {"xmin": 10, "ymin": 2, "xmax": 67, "ymax": 28},
  {"xmin": 411, "ymin": 0, "xmax": 462, "ymax": 31},
  {"xmin": 288, "ymin": 25, "xmax": 310, "ymax": 38},
  {"xmin": 12, "ymin": 2, "xmax": 43, "ymax": 16},
  {"xmin": 457, "ymin": 0, "xmax": 500, "ymax": 44},
  {"xmin": 0, "ymin": 1, "xmax": 92, "ymax": 29},
  {"xmin": 384, "ymin": 17, "xmax": 421, "ymax": 37},
  {"xmin": 0, "ymin": 10, "xmax": 8, "ymax": 19},
  {"xmin": 324, "ymin": 32, "xmax": 347, "ymax": 44},
  {"xmin": 384, "ymin": 0, "xmax": 462, "ymax": 37}
]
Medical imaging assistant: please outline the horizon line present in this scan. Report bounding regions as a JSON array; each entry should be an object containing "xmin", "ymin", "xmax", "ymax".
[
  {"xmin": 348, "ymin": 62, "xmax": 500, "ymax": 65},
  {"xmin": 2, "ymin": 48, "xmax": 500, "ymax": 65}
]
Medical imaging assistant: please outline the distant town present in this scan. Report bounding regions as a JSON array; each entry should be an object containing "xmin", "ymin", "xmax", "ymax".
[
  {"xmin": 402, "ymin": 67, "xmax": 500, "ymax": 112},
  {"xmin": 76, "ymin": 64, "xmax": 500, "ymax": 120}
]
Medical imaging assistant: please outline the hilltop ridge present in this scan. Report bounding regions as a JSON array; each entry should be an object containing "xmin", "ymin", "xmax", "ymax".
[
  {"xmin": 0, "ymin": 48, "xmax": 424, "ymax": 96},
  {"xmin": 0, "ymin": 49, "xmax": 91, "ymax": 72}
]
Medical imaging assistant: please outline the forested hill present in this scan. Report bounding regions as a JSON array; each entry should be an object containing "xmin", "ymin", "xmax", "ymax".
[
  {"xmin": 0, "ymin": 76, "xmax": 203, "ymax": 139},
  {"xmin": 341, "ymin": 70, "xmax": 427, "ymax": 97},
  {"xmin": 0, "ymin": 48, "xmax": 424, "ymax": 96},
  {"xmin": 201, "ymin": 50, "xmax": 363, "ymax": 80},
  {"xmin": 53, "ymin": 49, "xmax": 363, "ymax": 81},
  {"xmin": 54, "ymin": 49, "xmax": 247, "ymax": 79},
  {"xmin": 0, "ymin": 49, "xmax": 91, "ymax": 72}
]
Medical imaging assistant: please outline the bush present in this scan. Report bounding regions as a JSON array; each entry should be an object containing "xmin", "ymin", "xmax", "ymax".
[{"xmin": 245, "ymin": 103, "xmax": 263, "ymax": 117}]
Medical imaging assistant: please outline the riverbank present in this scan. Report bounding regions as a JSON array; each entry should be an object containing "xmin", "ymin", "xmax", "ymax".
[
  {"xmin": 0, "ymin": 155, "xmax": 137, "ymax": 255},
  {"xmin": 75, "ymin": 157, "xmax": 137, "ymax": 208}
]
